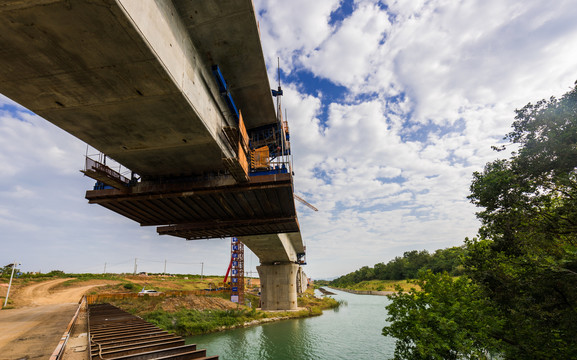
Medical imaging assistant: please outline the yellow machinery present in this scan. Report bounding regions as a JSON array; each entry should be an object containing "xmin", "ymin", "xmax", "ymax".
[{"xmin": 251, "ymin": 146, "xmax": 270, "ymax": 169}]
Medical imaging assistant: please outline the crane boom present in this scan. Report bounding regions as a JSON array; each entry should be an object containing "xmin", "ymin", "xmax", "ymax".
[{"xmin": 294, "ymin": 194, "xmax": 318, "ymax": 211}]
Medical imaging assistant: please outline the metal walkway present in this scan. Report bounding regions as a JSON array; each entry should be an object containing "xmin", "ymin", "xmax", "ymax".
[{"xmin": 88, "ymin": 303, "xmax": 217, "ymax": 360}]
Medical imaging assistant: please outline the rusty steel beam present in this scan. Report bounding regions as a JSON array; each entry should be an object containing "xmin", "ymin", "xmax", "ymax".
[
  {"xmin": 86, "ymin": 181, "xmax": 292, "ymax": 204},
  {"xmin": 86, "ymin": 173, "xmax": 292, "ymax": 201},
  {"xmin": 90, "ymin": 325, "xmax": 160, "ymax": 337},
  {"xmin": 106, "ymin": 346, "xmax": 215, "ymax": 360},
  {"xmin": 92, "ymin": 332, "xmax": 174, "ymax": 346},
  {"xmin": 157, "ymin": 217, "xmax": 300, "ymax": 240},
  {"xmin": 157, "ymin": 216, "xmax": 298, "ymax": 232},
  {"xmin": 84, "ymin": 171, "xmax": 299, "ymax": 240},
  {"xmin": 88, "ymin": 304, "xmax": 218, "ymax": 360},
  {"xmin": 92, "ymin": 339, "xmax": 186, "ymax": 359}
]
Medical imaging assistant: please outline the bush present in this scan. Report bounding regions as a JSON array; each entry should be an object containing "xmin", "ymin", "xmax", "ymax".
[
  {"xmin": 46, "ymin": 270, "xmax": 66, "ymax": 277},
  {"xmin": 123, "ymin": 283, "xmax": 135, "ymax": 290}
]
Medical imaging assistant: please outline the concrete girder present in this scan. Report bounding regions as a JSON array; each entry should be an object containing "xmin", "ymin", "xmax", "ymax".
[
  {"xmin": 171, "ymin": 0, "xmax": 277, "ymax": 129},
  {"xmin": 0, "ymin": 0, "xmax": 269, "ymax": 177},
  {"xmin": 238, "ymin": 232, "xmax": 303, "ymax": 264}
]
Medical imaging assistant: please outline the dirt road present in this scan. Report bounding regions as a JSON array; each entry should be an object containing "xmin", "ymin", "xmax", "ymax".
[
  {"xmin": 13, "ymin": 278, "xmax": 113, "ymax": 307},
  {"xmin": 0, "ymin": 278, "xmax": 116, "ymax": 360}
]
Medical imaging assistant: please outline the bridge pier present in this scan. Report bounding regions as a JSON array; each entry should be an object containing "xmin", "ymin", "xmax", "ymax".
[
  {"xmin": 257, "ymin": 263, "xmax": 300, "ymax": 311},
  {"xmin": 238, "ymin": 233, "xmax": 307, "ymax": 310}
]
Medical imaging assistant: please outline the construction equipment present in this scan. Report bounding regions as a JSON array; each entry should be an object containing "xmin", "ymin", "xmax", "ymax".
[
  {"xmin": 294, "ymin": 194, "xmax": 318, "ymax": 211},
  {"xmin": 223, "ymin": 237, "xmax": 244, "ymax": 305},
  {"xmin": 251, "ymin": 146, "xmax": 270, "ymax": 169},
  {"xmin": 247, "ymin": 58, "xmax": 291, "ymax": 177}
]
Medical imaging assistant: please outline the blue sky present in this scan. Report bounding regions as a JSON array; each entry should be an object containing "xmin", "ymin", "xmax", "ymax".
[{"xmin": 2, "ymin": 0, "xmax": 577, "ymax": 279}]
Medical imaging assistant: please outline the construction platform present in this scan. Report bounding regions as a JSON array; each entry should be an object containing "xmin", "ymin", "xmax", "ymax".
[{"xmin": 85, "ymin": 173, "xmax": 299, "ymax": 240}]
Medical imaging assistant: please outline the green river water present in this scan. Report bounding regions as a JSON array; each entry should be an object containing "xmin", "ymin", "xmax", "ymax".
[{"xmin": 186, "ymin": 288, "xmax": 397, "ymax": 359}]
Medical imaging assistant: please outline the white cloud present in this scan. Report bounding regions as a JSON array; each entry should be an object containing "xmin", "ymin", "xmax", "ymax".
[
  {"xmin": 253, "ymin": 0, "xmax": 577, "ymax": 277},
  {"xmin": 301, "ymin": 2, "xmax": 391, "ymax": 89},
  {"xmin": 0, "ymin": 110, "xmax": 86, "ymax": 178},
  {"xmin": 2, "ymin": 0, "xmax": 577, "ymax": 279},
  {"xmin": 254, "ymin": 0, "xmax": 341, "ymax": 74},
  {"xmin": 1, "ymin": 185, "xmax": 35, "ymax": 199}
]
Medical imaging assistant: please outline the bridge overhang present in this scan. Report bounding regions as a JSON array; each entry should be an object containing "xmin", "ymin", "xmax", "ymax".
[{"xmin": 86, "ymin": 173, "xmax": 301, "ymax": 244}]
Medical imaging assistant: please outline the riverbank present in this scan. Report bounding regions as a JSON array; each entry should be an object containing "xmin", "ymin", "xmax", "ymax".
[
  {"xmin": 109, "ymin": 288, "xmax": 342, "ymax": 336},
  {"xmin": 318, "ymin": 287, "xmax": 336, "ymax": 295},
  {"xmin": 317, "ymin": 278, "xmax": 418, "ymax": 293},
  {"xmin": 329, "ymin": 287, "xmax": 395, "ymax": 296}
]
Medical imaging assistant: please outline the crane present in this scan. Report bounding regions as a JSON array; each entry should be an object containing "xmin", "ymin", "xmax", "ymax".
[{"xmin": 294, "ymin": 194, "xmax": 318, "ymax": 211}]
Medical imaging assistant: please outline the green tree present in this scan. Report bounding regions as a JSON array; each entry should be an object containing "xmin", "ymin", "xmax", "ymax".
[
  {"xmin": 402, "ymin": 250, "xmax": 432, "ymax": 279},
  {"xmin": 383, "ymin": 270, "xmax": 502, "ymax": 359},
  {"xmin": 466, "ymin": 83, "xmax": 577, "ymax": 358},
  {"xmin": 384, "ymin": 82, "xmax": 577, "ymax": 359},
  {"xmin": 331, "ymin": 246, "xmax": 465, "ymax": 286}
]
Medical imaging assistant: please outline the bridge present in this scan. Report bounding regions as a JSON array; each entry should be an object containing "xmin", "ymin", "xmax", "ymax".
[{"xmin": 0, "ymin": 0, "xmax": 307, "ymax": 310}]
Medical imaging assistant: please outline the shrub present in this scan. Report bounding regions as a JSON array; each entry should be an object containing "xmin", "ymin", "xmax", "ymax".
[{"xmin": 123, "ymin": 283, "xmax": 135, "ymax": 290}]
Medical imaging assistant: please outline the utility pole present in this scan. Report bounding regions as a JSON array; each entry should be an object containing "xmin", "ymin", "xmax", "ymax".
[
  {"xmin": 201, "ymin": 262, "xmax": 204, "ymax": 281},
  {"xmin": 133, "ymin": 258, "xmax": 137, "ymax": 275},
  {"xmin": 164, "ymin": 260, "xmax": 167, "ymax": 275},
  {"xmin": 4, "ymin": 261, "xmax": 18, "ymax": 308}
]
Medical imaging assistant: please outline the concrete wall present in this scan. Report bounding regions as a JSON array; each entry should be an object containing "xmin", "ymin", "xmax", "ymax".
[{"xmin": 239, "ymin": 231, "xmax": 304, "ymax": 264}]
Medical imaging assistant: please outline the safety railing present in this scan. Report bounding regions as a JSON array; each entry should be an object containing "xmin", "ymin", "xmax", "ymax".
[
  {"xmin": 49, "ymin": 295, "xmax": 86, "ymax": 360},
  {"xmin": 84, "ymin": 156, "xmax": 130, "ymax": 185}
]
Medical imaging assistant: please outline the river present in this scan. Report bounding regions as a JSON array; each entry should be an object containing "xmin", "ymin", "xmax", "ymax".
[{"xmin": 186, "ymin": 288, "xmax": 397, "ymax": 359}]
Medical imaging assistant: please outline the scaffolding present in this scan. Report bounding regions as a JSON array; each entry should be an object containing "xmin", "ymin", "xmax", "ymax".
[
  {"xmin": 247, "ymin": 60, "xmax": 292, "ymax": 176},
  {"xmin": 81, "ymin": 146, "xmax": 135, "ymax": 190},
  {"xmin": 230, "ymin": 237, "xmax": 245, "ymax": 305}
]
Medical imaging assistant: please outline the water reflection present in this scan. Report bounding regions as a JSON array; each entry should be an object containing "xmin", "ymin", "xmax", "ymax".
[{"xmin": 187, "ymin": 289, "xmax": 396, "ymax": 359}]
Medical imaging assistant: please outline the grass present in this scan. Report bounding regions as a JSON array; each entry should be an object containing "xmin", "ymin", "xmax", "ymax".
[
  {"xmin": 331, "ymin": 279, "xmax": 419, "ymax": 292},
  {"xmin": 143, "ymin": 308, "xmax": 267, "ymax": 336},
  {"xmin": 107, "ymin": 286, "xmax": 344, "ymax": 336},
  {"xmin": 0, "ymin": 296, "xmax": 13, "ymax": 309}
]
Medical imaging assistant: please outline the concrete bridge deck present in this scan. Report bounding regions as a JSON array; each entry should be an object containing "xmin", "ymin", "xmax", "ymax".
[
  {"xmin": 0, "ymin": 0, "xmax": 276, "ymax": 177},
  {"xmin": 0, "ymin": 0, "xmax": 307, "ymax": 310}
]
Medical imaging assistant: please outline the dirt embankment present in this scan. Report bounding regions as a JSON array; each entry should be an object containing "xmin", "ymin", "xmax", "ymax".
[
  {"xmin": 10, "ymin": 278, "xmax": 118, "ymax": 307},
  {"xmin": 110, "ymin": 294, "xmax": 239, "ymax": 317},
  {"xmin": 160, "ymin": 295, "xmax": 239, "ymax": 311},
  {"xmin": 0, "ymin": 278, "xmax": 120, "ymax": 359}
]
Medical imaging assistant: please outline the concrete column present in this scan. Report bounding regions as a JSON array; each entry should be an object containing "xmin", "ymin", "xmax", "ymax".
[
  {"xmin": 257, "ymin": 263, "xmax": 300, "ymax": 310},
  {"xmin": 296, "ymin": 267, "xmax": 308, "ymax": 294}
]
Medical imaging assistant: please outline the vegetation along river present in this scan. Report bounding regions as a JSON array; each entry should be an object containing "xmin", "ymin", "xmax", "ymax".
[{"xmin": 186, "ymin": 288, "xmax": 397, "ymax": 359}]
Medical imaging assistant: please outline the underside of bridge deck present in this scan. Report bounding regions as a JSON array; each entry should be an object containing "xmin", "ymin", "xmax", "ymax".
[
  {"xmin": 157, "ymin": 217, "xmax": 299, "ymax": 240},
  {"xmin": 85, "ymin": 173, "xmax": 301, "ymax": 242},
  {"xmin": 0, "ymin": 2, "xmax": 308, "ymax": 307}
]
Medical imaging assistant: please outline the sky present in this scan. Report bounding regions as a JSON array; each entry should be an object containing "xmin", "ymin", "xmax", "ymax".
[{"xmin": 2, "ymin": 0, "xmax": 577, "ymax": 279}]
